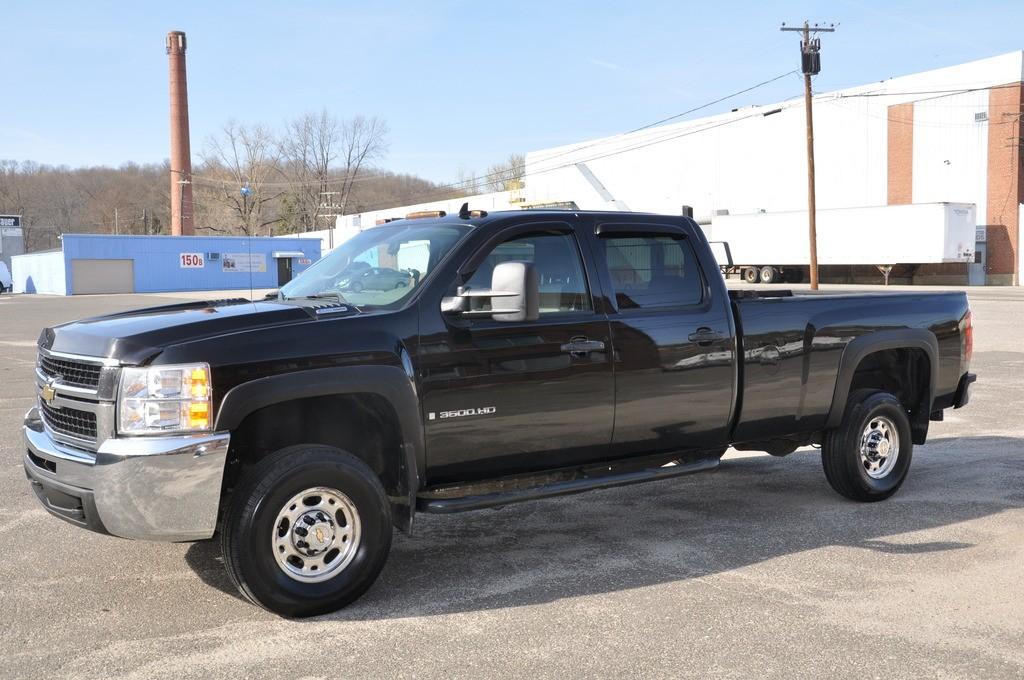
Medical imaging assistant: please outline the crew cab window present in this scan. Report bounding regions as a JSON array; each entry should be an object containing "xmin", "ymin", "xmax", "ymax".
[
  {"xmin": 603, "ymin": 235, "xmax": 704, "ymax": 309},
  {"xmin": 465, "ymin": 232, "xmax": 591, "ymax": 314}
]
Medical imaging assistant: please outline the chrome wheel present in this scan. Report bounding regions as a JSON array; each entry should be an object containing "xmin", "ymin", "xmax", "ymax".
[
  {"xmin": 859, "ymin": 416, "xmax": 900, "ymax": 479},
  {"xmin": 271, "ymin": 486, "xmax": 361, "ymax": 583}
]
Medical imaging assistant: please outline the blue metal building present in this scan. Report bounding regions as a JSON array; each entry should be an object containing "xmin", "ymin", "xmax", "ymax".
[{"xmin": 12, "ymin": 234, "xmax": 321, "ymax": 295}]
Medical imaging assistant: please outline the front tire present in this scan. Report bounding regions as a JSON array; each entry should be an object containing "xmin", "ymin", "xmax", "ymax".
[
  {"xmin": 821, "ymin": 389, "xmax": 913, "ymax": 502},
  {"xmin": 220, "ymin": 445, "xmax": 392, "ymax": 617}
]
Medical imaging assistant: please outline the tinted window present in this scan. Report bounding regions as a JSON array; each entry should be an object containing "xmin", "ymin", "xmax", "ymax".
[
  {"xmin": 603, "ymin": 235, "xmax": 703, "ymax": 309},
  {"xmin": 465, "ymin": 232, "xmax": 591, "ymax": 314}
]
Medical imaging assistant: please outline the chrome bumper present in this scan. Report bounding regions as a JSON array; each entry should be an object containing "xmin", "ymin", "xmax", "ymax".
[{"xmin": 23, "ymin": 407, "xmax": 230, "ymax": 541}]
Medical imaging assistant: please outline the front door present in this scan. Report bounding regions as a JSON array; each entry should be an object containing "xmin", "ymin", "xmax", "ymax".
[
  {"xmin": 968, "ymin": 242, "xmax": 986, "ymax": 286},
  {"xmin": 419, "ymin": 221, "xmax": 615, "ymax": 484},
  {"xmin": 277, "ymin": 257, "xmax": 293, "ymax": 286}
]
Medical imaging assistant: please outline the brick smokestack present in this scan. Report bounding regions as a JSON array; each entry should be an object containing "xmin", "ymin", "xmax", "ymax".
[{"xmin": 166, "ymin": 31, "xmax": 194, "ymax": 235}]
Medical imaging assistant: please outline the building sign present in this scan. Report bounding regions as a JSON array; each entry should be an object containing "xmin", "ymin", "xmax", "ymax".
[
  {"xmin": 0, "ymin": 215, "xmax": 21, "ymax": 228},
  {"xmin": 179, "ymin": 252, "xmax": 205, "ymax": 268},
  {"xmin": 222, "ymin": 252, "xmax": 267, "ymax": 273},
  {"xmin": 298, "ymin": 258, "xmax": 312, "ymax": 265},
  {"xmin": 975, "ymin": 226, "xmax": 987, "ymax": 243}
]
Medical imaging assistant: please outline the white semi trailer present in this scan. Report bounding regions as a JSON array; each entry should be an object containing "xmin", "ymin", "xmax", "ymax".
[{"xmin": 704, "ymin": 202, "xmax": 976, "ymax": 284}]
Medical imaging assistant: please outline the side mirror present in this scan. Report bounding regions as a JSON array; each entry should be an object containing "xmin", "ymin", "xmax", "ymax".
[{"xmin": 441, "ymin": 261, "xmax": 540, "ymax": 322}]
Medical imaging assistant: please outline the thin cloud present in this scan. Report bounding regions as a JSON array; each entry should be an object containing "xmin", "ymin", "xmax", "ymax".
[{"xmin": 589, "ymin": 58, "xmax": 624, "ymax": 72}]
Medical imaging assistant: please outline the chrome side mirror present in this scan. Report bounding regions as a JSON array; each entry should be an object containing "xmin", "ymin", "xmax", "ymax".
[{"xmin": 441, "ymin": 261, "xmax": 540, "ymax": 322}]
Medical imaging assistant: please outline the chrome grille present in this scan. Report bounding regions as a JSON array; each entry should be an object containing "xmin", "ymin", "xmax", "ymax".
[
  {"xmin": 39, "ymin": 354, "xmax": 102, "ymax": 389},
  {"xmin": 40, "ymin": 400, "xmax": 98, "ymax": 441}
]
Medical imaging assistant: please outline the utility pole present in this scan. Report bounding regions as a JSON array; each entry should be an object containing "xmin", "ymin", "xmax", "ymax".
[
  {"xmin": 114, "ymin": 207, "xmax": 119, "ymax": 235},
  {"xmin": 177, "ymin": 179, "xmax": 191, "ymax": 234},
  {"xmin": 319, "ymin": 191, "xmax": 344, "ymax": 250},
  {"xmin": 781, "ymin": 21, "xmax": 834, "ymax": 290}
]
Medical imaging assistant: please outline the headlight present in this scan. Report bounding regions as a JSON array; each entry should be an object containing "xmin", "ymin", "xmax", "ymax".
[{"xmin": 118, "ymin": 363, "xmax": 212, "ymax": 435}]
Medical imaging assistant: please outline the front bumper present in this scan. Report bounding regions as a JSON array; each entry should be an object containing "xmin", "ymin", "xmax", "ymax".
[{"xmin": 23, "ymin": 407, "xmax": 230, "ymax": 541}]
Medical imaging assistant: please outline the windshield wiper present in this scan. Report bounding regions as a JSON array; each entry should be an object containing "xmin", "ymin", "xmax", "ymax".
[{"xmin": 295, "ymin": 291, "xmax": 349, "ymax": 304}]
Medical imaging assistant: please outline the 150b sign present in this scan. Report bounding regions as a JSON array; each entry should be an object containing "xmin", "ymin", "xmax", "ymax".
[{"xmin": 180, "ymin": 253, "xmax": 205, "ymax": 268}]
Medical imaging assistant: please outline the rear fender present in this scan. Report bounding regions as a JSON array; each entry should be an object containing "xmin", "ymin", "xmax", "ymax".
[{"xmin": 826, "ymin": 329, "xmax": 938, "ymax": 430}]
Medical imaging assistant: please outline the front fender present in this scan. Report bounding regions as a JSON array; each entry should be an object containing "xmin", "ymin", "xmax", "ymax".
[{"xmin": 215, "ymin": 365, "xmax": 423, "ymax": 533}]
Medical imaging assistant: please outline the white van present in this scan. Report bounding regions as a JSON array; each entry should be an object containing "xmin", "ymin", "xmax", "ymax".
[{"xmin": 0, "ymin": 261, "xmax": 12, "ymax": 293}]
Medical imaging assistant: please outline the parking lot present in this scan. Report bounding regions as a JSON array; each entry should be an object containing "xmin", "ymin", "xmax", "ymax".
[{"xmin": 1, "ymin": 287, "xmax": 1022, "ymax": 679}]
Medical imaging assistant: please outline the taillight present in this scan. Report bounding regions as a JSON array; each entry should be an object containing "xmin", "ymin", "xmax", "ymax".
[{"xmin": 963, "ymin": 310, "xmax": 973, "ymax": 364}]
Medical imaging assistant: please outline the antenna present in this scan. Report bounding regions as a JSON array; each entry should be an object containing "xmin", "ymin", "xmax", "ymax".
[
  {"xmin": 239, "ymin": 183, "xmax": 257, "ymax": 301},
  {"xmin": 247, "ymin": 231, "xmax": 255, "ymax": 302}
]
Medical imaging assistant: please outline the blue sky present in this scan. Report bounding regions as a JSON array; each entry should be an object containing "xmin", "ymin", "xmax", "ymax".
[{"xmin": 3, "ymin": 1, "xmax": 1023, "ymax": 182}]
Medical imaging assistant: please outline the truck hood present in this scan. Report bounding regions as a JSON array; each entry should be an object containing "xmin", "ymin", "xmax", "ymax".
[{"xmin": 40, "ymin": 298, "xmax": 321, "ymax": 365}]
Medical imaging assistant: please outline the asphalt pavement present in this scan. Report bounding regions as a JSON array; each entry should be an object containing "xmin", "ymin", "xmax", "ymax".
[{"xmin": 0, "ymin": 286, "xmax": 1021, "ymax": 679}]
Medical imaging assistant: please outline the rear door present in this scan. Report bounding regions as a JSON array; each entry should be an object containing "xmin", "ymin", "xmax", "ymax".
[
  {"xmin": 584, "ymin": 217, "xmax": 737, "ymax": 456},
  {"xmin": 418, "ymin": 218, "xmax": 615, "ymax": 483}
]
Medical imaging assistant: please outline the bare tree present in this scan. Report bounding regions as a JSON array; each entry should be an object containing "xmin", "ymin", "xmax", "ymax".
[
  {"xmin": 455, "ymin": 166, "xmax": 480, "ymax": 196},
  {"xmin": 484, "ymin": 153, "xmax": 525, "ymax": 192},
  {"xmin": 0, "ymin": 110, "xmax": 432, "ymax": 244},
  {"xmin": 198, "ymin": 120, "xmax": 283, "ymax": 235},
  {"xmin": 280, "ymin": 110, "xmax": 341, "ymax": 232},
  {"xmin": 337, "ymin": 115, "xmax": 388, "ymax": 214}
]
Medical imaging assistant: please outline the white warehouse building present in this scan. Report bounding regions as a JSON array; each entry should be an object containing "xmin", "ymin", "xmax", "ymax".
[{"xmin": 329, "ymin": 51, "xmax": 1024, "ymax": 285}]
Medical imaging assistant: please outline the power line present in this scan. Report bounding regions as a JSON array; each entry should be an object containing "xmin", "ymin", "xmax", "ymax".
[
  {"xmin": 528, "ymin": 69, "xmax": 799, "ymax": 165},
  {"xmin": 185, "ymin": 69, "xmax": 801, "ymax": 195},
  {"xmin": 356, "ymin": 101, "xmax": 804, "ymax": 212},
  {"xmin": 834, "ymin": 81, "xmax": 1024, "ymax": 100}
]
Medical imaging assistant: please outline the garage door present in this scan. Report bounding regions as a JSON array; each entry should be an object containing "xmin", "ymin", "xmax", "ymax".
[{"xmin": 70, "ymin": 259, "xmax": 134, "ymax": 294}]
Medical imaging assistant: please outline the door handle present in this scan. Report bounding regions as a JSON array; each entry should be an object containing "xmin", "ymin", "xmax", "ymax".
[
  {"xmin": 560, "ymin": 338, "xmax": 606, "ymax": 357},
  {"xmin": 688, "ymin": 327, "xmax": 726, "ymax": 346}
]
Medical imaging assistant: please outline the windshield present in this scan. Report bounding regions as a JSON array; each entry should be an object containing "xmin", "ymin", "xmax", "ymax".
[{"xmin": 280, "ymin": 222, "xmax": 471, "ymax": 308}]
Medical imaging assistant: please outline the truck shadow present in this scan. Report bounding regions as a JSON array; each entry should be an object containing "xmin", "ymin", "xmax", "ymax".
[{"xmin": 183, "ymin": 435, "xmax": 1023, "ymax": 618}]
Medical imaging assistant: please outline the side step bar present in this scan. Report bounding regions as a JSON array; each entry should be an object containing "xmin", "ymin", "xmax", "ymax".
[{"xmin": 417, "ymin": 456, "xmax": 720, "ymax": 514}]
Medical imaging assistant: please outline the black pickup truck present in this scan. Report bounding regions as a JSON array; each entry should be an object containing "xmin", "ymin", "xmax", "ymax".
[{"xmin": 23, "ymin": 208, "xmax": 976, "ymax": 617}]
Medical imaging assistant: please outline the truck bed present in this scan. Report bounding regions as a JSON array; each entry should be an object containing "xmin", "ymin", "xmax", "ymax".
[{"xmin": 730, "ymin": 290, "xmax": 969, "ymax": 442}]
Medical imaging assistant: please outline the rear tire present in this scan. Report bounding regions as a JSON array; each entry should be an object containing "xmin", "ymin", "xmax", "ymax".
[
  {"xmin": 759, "ymin": 266, "xmax": 778, "ymax": 284},
  {"xmin": 743, "ymin": 267, "xmax": 759, "ymax": 283},
  {"xmin": 821, "ymin": 389, "xmax": 912, "ymax": 502},
  {"xmin": 220, "ymin": 445, "xmax": 392, "ymax": 617}
]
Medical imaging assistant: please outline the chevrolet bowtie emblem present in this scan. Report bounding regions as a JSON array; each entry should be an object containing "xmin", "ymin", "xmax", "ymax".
[{"xmin": 41, "ymin": 382, "xmax": 56, "ymax": 404}]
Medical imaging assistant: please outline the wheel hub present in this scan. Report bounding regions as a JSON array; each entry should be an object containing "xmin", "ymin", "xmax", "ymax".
[
  {"xmin": 859, "ymin": 416, "xmax": 900, "ymax": 479},
  {"xmin": 292, "ymin": 511, "xmax": 336, "ymax": 556},
  {"xmin": 271, "ymin": 486, "xmax": 362, "ymax": 583}
]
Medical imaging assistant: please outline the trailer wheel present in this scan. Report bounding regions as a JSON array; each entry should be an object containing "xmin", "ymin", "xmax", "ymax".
[
  {"xmin": 759, "ymin": 266, "xmax": 778, "ymax": 284},
  {"xmin": 743, "ymin": 267, "xmax": 759, "ymax": 283}
]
